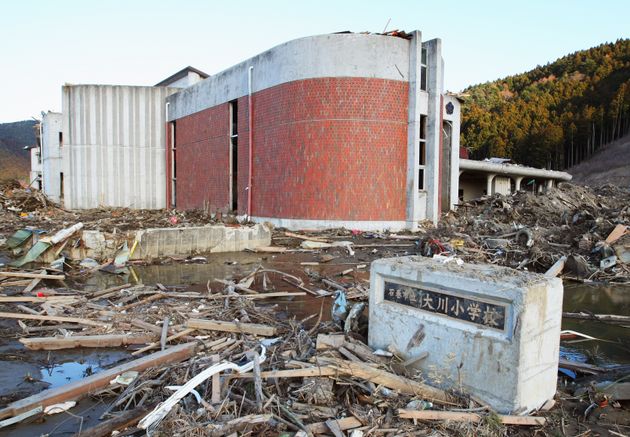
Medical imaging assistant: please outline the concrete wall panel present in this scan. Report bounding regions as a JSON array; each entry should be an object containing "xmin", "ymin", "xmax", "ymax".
[{"xmin": 62, "ymin": 85, "xmax": 176, "ymax": 209}]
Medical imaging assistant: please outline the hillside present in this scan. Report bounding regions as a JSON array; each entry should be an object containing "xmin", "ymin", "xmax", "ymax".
[
  {"xmin": 0, "ymin": 120, "xmax": 37, "ymax": 181},
  {"xmin": 461, "ymin": 39, "xmax": 630, "ymax": 170},
  {"xmin": 568, "ymin": 133, "xmax": 630, "ymax": 187}
]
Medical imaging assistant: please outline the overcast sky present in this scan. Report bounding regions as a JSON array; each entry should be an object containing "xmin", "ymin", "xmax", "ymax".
[{"xmin": 0, "ymin": 0, "xmax": 628, "ymax": 122}]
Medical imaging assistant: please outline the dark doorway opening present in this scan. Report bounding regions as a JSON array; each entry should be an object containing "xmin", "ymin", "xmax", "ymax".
[{"xmin": 229, "ymin": 100, "xmax": 239, "ymax": 212}]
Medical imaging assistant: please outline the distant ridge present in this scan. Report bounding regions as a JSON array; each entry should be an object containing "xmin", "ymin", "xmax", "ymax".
[
  {"xmin": 0, "ymin": 120, "xmax": 37, "ymax": 181},
  {"xmin": 461, "ymin": 39, "xmax": 630, "ymax": 170}
]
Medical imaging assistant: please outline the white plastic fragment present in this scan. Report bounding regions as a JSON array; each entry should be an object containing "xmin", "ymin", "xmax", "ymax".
[
  {"xmin": 44, "ymin": 401, "xmax": 76, "ymax": 415},
  {"xmin": 110, "ymin": 371, "xmax": 139, "ymax": 386},
  {"xmin": 138, "ymin": 345, "xmax": 267, "ymax": 430}
]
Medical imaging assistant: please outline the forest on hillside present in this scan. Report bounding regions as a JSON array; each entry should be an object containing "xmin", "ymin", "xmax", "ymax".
[
  {"xmin": 0, "ymin": 120, "xmax": 36, "ymax": 181},
  {"xmin": 461, "ymin": 39, "xmax": 630, "ymax": 169}
]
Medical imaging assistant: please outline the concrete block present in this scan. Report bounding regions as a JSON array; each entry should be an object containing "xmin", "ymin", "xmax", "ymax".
[
  {"xmin": 132, "ymin": 224, "xmax": 271, "ymax": 260},
  {"xmin": 368, "ymin": 256, "xmax": 563, "ymax": 414}
]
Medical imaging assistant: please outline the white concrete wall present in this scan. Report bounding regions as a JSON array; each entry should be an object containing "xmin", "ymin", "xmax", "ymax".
[
  {"xmin": 167, "ymin": 33, "xmax": 411, "ymax": 121},
  {"xmin": 41, "ymin": 112, "xmax": 63, "ymax": 202},
  {"xmin": 29, "ymin": 148, "xmax": 41, "ymax": 189},
  {"xmin": 62, "ymin": 85, "xmax": 177, "ymax": 209},
  {"xmin": 493, "ymin": 176, "xmax": 511, "ymax": 195},
  {"xmin": 423, "ymin": 39, "xmax": 444, "ymax": 224}
]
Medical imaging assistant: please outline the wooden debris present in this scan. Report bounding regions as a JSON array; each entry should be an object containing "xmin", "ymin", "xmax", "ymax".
[
  {"xmin": 131, "ymin": 328, "xmax": 195, "ymax": 356},
  {"xmin": 22, "ymin": 269, "xmax": 46, "ymax": 293},
  {"xmin": 0, "ymin": 342, "xmax": 197, "ymax": 420},
  {"xmin": 20, "ymin": 334, "xmax": 156, "ymax": 350},
  {"xmin": 116, "ymin": 293, "xmax": 166, "ymax": 311},
  {"xmin": 285, "ymin": 232, "xmax": 329, "ymax": 243},
  {"xmin": 398, "ymin": 409, "xmax": 546, "ymax": 425},
  {"xmin": 186, "ymin": 318, "xmax": 277, "ymax": 336},
  {"xmin": 558, "ymin": 358, "xmax": 606, "ymax": 374},
  {"xmin": 306, "ymin": 417, "xmax": 363, "ymax": 434},
  {"xmin": 0, "ymin": 311, "xmax": 109, "ymax": 328},
  {"xmin": 0, "ymin": 296, "xmax": 81, "ymax": 304},
  {"xmin": 0, "ymin": 271, "xmax": 65, "ymax": 280},
  {"xmin": 235, "ymin": 366, "xmax": 338, "ymax": 379},
  {"xmin": 318, "ymin": 357, "xmax": 452, "ymax": 403},
  {"xmin": 606, "ymin": 224, "xmax": 628, "ymax": 244},
  {"xmin": 562, "ymin": 312, "xmax": 630, "ymax": 324},
  {"xmin": 545, "ymin": 255, "xmax": 567, "ymax": 277}
]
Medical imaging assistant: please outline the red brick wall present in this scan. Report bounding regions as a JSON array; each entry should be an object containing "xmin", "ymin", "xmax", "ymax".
[
  {"xmin": 173, "ymin": 103, "xmax": 231, "ymax": 211},
  {"xmin": 173, "ymin": 77, "xmax": 409, "ymax": 221}
]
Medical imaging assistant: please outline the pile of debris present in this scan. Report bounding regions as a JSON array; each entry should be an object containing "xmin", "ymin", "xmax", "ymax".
[
  {"xmin": 436, "ymin": 183, "xmax": 630, "ymax": 282},
  {"xmin": 0, "ymin": 181, "xmax": 238, "ymax": 235},
  {"xmin": 0, "ymin": 267, "xmax": 555, "ymax": 436}
]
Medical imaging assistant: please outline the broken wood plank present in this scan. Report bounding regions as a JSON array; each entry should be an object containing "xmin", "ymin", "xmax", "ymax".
[
  {"xmin": 22, "ymin": 269, "xmax": 45, "ymax": 293},
  {"xmin": 562, "ymin": 312, "xmax": 630, "ymax": 324},
  {"xmin": 186, "ymin": 318, "xmax": 277, "ymax": 336},
  {"xmin": 558, "ymin": 358, "xmax": 606, "ymax": 374},
  {"xmin": 160, "ymin": 317, "xmax": 169, "ymax": 351},
  {"xmin": 116, "ymin": 293, "xmax": 165, "ymax": 311},
  {"xmin": 131, "ymin": 319, "xmax": 165, "ymax": 335},
  {"xmin": 235, "ymin": 366, "xmax": 338, "ymax": 379},
  {"xmin": 398, "ymin": 409, "xmax": 546, "ymax": 426},
  {"xmin": 325, "ymin": 418, "xmax": 345, "ymax": 437},
  {"xmin": 0, "ymin": 342, "xmax": 197, "ymax": 420},
  {"xmin": 0, "ymin": 280, "xmax": 32, "ymax": 287},
  {"xmin": 606, "ymin": 224, "xmax": 628, "ymax": 244},
  {"xmin": 316, "ymin": 334, "xmax": 346, "ymax": 350},
  {"xmin": 88, "ymin": 283, "xmax": 132, "ymax": 300},
  {"xmin": 0, "ymin": 311, "xmax": 109, "ymax": 328},
  {"xmin": 306, "ymin": 417, "xmax": 362, "ymax": 434},
  {"xmin": 211, "ymin": 355, "xmax": 221, "ymax": 404},
  {"xmin": 285, "ymin": 232, "xmax": 330, "ymax": 243},
  {"xmin": 0, "ymin": 271, "xmax": 65, "ymax": 280},
  {"xmin": 545, "ymin": 255, "xmax": 567, "ymax": 278},
  {"xmin": 19, "ymin": 334, "xmax": 156, "ymax": 350},
  {"xmin": 0, "ymin": 296, "xmax": 81, "ymax": 304},
  {"xmin": 318, "ymin": 357, "xmax": 452, "ymax": 404},
  {"xmin": 131, "ymin": 328, "xmax": 195, "ymax": 356},
  {"xmin": 253, "ymin": 246, "xmax": 288, "ymax": 253}
]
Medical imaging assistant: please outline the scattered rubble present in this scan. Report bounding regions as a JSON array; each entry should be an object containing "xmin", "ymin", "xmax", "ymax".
[{"xmin": 0, "ymin": 181, "xmax": 628, "ymax": 435}]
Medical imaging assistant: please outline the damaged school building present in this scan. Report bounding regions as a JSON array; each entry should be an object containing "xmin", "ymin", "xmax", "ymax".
[{"xmin": 31, "ymin": 31, "xmax": 571, "ymax": 230}]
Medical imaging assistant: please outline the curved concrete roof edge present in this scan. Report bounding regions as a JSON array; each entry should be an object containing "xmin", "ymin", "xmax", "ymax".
[{"xmin": 460, "ymin": 159, "xmax": 573, "ymax": 180}]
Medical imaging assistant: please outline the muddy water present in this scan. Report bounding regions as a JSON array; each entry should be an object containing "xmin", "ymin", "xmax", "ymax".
[
  {"xmin": 562, "ymin": 282, "xmax": 630, "ymax": 364},
  {"xmin": 78, "ymin": 251, "xmax": 347, "ymax": 323}
]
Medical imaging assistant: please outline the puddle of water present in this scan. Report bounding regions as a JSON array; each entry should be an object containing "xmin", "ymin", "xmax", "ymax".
[
  {"xmin": 562, "ymin": 282, "xmax": 630, "ymax": 364},
  {"xmin": 40, "ymin": 361, "xmax": 100, "ymax": 388}
]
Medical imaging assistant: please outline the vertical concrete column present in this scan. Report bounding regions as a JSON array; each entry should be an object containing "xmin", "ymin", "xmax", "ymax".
[
  {"xmin": 486, "ymin": 174, "xmax": 496, "ymax": 196},
  {"xmin": 447, "ymin": 99, "xmax": 461, "ymax": 211},
  {"xmin": 405, "ymin": 30, "xmax": 422, "ymax": 230},
  {"xmin": 514, "ymin": 176, "xmax": 523, "ymax": 192},
  {"xmin": 424, "ymin": 38, "xmax": 444, "ymax": 224}
]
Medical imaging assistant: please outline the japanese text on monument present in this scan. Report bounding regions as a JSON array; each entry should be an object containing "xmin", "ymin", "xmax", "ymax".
[{"xmin": 383, "ymin": 281, "xmax": 507, "ymax": 330}]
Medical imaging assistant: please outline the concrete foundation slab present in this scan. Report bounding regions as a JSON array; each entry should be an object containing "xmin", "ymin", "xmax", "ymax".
[
  {"xmin": 52, "ymin": 224, "xmax": 271, "ymax": 262},
  {"xmin": 368, "ymin": 256, "xmax": 563, "ymax": 414}
]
